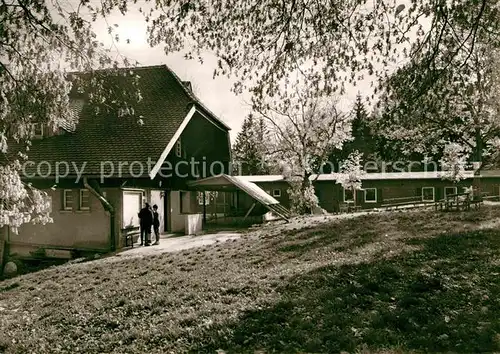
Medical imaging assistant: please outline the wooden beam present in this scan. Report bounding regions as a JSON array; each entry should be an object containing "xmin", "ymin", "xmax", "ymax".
[
  {"xmin": 202, "ymin": 192, "xmax": 207, "ymax": 228},
  {"xmin": 244, "ymin": 202, "xmax": 256, "ymax": 221}
]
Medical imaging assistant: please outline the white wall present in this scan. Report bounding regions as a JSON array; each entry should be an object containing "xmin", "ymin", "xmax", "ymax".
[
  {"xmin": 169, "ymin": 191, "xmax": 185, "ymax": 233},
  {"xmin": 11, "ymin": 188, "xmax": 110, "ymax": 251},
  {"xmin": 185, "ymin": 214, "xmax": 203, "ymax": 235}
]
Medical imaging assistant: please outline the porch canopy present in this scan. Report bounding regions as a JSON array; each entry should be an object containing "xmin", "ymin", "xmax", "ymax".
[{"xmin": 187, "ymin": 174, "xmax": 290, "ymax": 222}]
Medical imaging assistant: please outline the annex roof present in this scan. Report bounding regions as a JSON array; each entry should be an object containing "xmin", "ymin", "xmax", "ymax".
[
  {"xmin": 312, "ymin": 171, "xmax": 477, "ymax": 181},
  {"xmin": 187, "ymin": 174, "xmax": 291, "ymax": 221},
  {"xmin": 238, "ymin": 171, "xmax": 478, "ymax": 183}
]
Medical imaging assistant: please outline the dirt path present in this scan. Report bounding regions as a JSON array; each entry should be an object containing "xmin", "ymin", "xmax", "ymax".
[{"xmin": 112, "ymin": 232, "xmax": 242, "ymax": 259}]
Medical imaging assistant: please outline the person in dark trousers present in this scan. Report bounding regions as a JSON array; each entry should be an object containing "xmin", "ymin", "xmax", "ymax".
[
  {"xmin": 138, "ymin": 202, "xmax": 153, "ymax": 246},
  {"xmin": 152, "ymin": 204, "xmax": 160, "ymax": 245}
]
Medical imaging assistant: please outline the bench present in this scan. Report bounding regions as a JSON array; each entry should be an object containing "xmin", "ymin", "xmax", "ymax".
[
  {"xmin": 469, "ymin": 199, "xmax": 483, "ymax": 210},
  {"xmin": 338, "ymin": 202, "xmax": 361, "ymax": 213},
  {"xmin": 122, "ymin": 227, "xmax": 140, "ymax": 248},
  {"xmin": 382, "ymin": 201, "xmax": 422, "ymax": 209},
  {"xmin": 439, "ymin": 192, "xmax": 484, "ymax": 212},
  {"xmin": 338, "ymin": 203, "xmax": 350, "ymax": 213},
  {"xmin": 381, "ymin": 196, "xmax": 423, "ymax": 210}
]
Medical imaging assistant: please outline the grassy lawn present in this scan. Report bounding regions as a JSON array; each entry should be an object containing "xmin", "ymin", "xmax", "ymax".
[{"xmin": 1, "ymin": 207, "xmax": 500, "ymax": 353}]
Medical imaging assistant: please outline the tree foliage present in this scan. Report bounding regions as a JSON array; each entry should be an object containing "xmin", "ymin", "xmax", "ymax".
[
  {"xmin": 439, "ymin": 142, "xmax": 468, "ymax": 182},
  {"xmin": 374, "ymin": 40, "xmax": 500, "ymax": 168},
  {"xmin": 286, "ymin": 181, "xmax": 319, "ymax": 215},
  {"xmin": 254, "ymin": 85, "xmax": 352, "ymax": 213},
  {"xmin": 145, "ymin": 0, "xmax": 500, "ymax": 171},
  {"xmin": 328, "ymin": 93, "xmax": 378, "ymax": 170},
  {"xmin": 146, "ymin": 0, "xmax": 500, "ymax": 108},
  {"xmin": 336, "ymin": 150, "xmax": 366, "ymax": 206},
  {"xmin": 232, "ymin": 115, "xmax": 271, "ymax": 175},
  {"xmin": 0, "ymin": 0, "xmax": 140, "ymax": 231}
]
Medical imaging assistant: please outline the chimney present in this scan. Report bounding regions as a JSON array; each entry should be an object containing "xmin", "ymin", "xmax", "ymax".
[{"xmin": 182, "ymin": 81, "xmax": 192, "ymax": 92}]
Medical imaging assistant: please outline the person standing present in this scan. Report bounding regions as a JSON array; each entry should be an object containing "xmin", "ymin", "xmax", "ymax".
[
  {"xmin": 138, "ymin": 202, "xmax": 153, "ymax": 246},
  {"xmin": 152, "ymin": 204, "xmax": 160, "ymax": 245}
]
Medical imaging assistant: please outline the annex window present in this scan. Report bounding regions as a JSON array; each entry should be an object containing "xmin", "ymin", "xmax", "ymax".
[
  {"xmin": 422, "ymin": 187, "xmax": 435, "ymax": 202},
  {"xmin": 32, "ymin": 123, "xmax": 44, "ymax": 138},
  {"xmin": 272, "ymin": 189, "xmax": 281, "ymax": 197},
  {"xmin": 79, "ymin": 189, "xmax": 90, "ymax": 210},
  {"xmin": 364, "ymin": 188, "xmax": 377, "ymax": 203},
  {"xmin": 62, "ymin": 190, "xmax": 73, "ymax": 211},
  {"xmin": 175, "ymin": 139, "xmax": 182, "ymax": 158},
  {"xmin": 197, "ymin": 191, "xmax": 210, "ymax": 205},
  {"xmin": 444, "ymin": 186, "xmax": 457, "ymax": 198},
  {"xmin": 343, "ymin": 188, "xmax": 354, "ymax": 202}
]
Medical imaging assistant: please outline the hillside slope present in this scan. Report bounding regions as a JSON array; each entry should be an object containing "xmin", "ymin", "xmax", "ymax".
[{"xmin": 1, "ymin": 208, "xmax": 500, "ymax": 353}]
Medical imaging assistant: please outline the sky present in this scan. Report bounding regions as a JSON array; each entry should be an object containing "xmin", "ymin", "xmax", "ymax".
[
  {"xmin": 86, "ymin": 7, "xmax": 248, "ymax": 143},
  {"xmin": 86, "ymin": 2, "xmax": 380, "ymax": 143}
]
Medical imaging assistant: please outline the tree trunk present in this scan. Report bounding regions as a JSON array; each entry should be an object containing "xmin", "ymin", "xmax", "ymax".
[
  {"xmin": 472, "ymin": 122, "xmax": 483, "ymax": 197},
  {"xmin": 301, "ymin": 173, "xmax": 312, "ymax": 214},
  {"xmin": 473, "ymin": 60, "xmax": 483, "ymax": 195}
]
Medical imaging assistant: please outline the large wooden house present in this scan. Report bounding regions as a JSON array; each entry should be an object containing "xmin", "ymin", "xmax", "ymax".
[{"xmin": 1, "ymin": 65, "xmax": 233, "ymax": 260}]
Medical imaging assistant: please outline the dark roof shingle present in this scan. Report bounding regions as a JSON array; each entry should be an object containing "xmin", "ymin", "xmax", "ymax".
[{"xmin": 22, "ymin": 65, "xmax": 229, "ymax": 178}]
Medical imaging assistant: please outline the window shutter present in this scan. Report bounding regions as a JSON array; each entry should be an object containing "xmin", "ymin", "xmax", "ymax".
[
  {"xmin": 416, "ymin": 187, "xmax": 422, "ymax": 200},
  {"xmin": 377, "ymin": 188, "xmax": 382, "ymax": 203}
]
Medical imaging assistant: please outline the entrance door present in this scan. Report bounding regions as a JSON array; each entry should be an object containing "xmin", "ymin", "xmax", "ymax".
[{"xmin": 122, "ymin": 191, "xmax": 142, "ymax": 228}]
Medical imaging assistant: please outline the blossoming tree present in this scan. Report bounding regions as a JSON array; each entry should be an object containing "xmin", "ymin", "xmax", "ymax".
[
  {"xmin": 373, "ymin": 41, "xmax": 500, "ymax": 170},
  {"xmin": 0, "ymin": 1, "xmax": 140, "ymax": 232},
  {"xmin": 336, "ymin": 151, "xmax": 366, "ymax": 208},
  {"xmin": 254, "ymin": 85, "xmax": 352, "ymax": 214},
  {"xmin": 145, "ymin": 0, "xmax": 497, "ymax": 110},
  {"xmin": 439, "ymin": 143, "xmax": 469, "ymax": 183}
]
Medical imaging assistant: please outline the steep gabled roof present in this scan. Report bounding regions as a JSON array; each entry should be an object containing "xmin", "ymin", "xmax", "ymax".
[{"xmin": 21, "ymin": 65, "xmax": 230, "ymax": 177}]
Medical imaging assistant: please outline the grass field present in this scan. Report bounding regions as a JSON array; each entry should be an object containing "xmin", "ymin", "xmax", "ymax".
[{"xmin": 1, "ymin": 207, "xmax": 500, "ymax": 353}]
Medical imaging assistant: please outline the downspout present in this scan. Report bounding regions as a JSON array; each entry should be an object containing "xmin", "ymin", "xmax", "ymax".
[{"xmin": 83, "ymin": 177, "xmax": 116, "ymax": 252}]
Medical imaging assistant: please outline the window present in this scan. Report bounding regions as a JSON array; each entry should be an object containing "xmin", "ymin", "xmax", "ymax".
[
  {"xmin": 272, "ymin": 189, "xmax": 281, "ymax": 197},
  {"xmin": 62, "ymin": 190, "xmax": 73, "ymax": 211},
  {"xmin": 79, "ymin": 189, "xmax": 90, "ymax": 210},
  {"xmin": 422, "ymin": 187, "xmax": 435, "ymax": 202},
  {"xmin": 175, "ymin": 139, "xmax": 182, "ymax": 158},
  {"xmin": 343, "ymin": 188, "xmax": 354, "ymax": 202},
  {"xmin": 197, "ymin": 191, "xmax": 210, "ymax": 205},
  {"xmin": 180, "ymin": 191, "xmax": 191, "ymax": 213},
  {"xmin": 33, "ymin": 123, "xmax": 44, "ymax": 138},
  {"xmin": 444, "ymin": 186, "xmax": 457, "ymax": 198},
  {"xmin": 364, "ymin": 188, "xmax": 377, "ymax": 203}
]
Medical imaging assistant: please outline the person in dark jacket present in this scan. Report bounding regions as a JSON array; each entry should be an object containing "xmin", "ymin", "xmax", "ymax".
[
  {"xmin": 152, "ymin": 204, "xmax": 160, "ymax": 245},
  {"xmin": 138, "ymin": 202, "xmax": 153, "ymax": 246}
]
